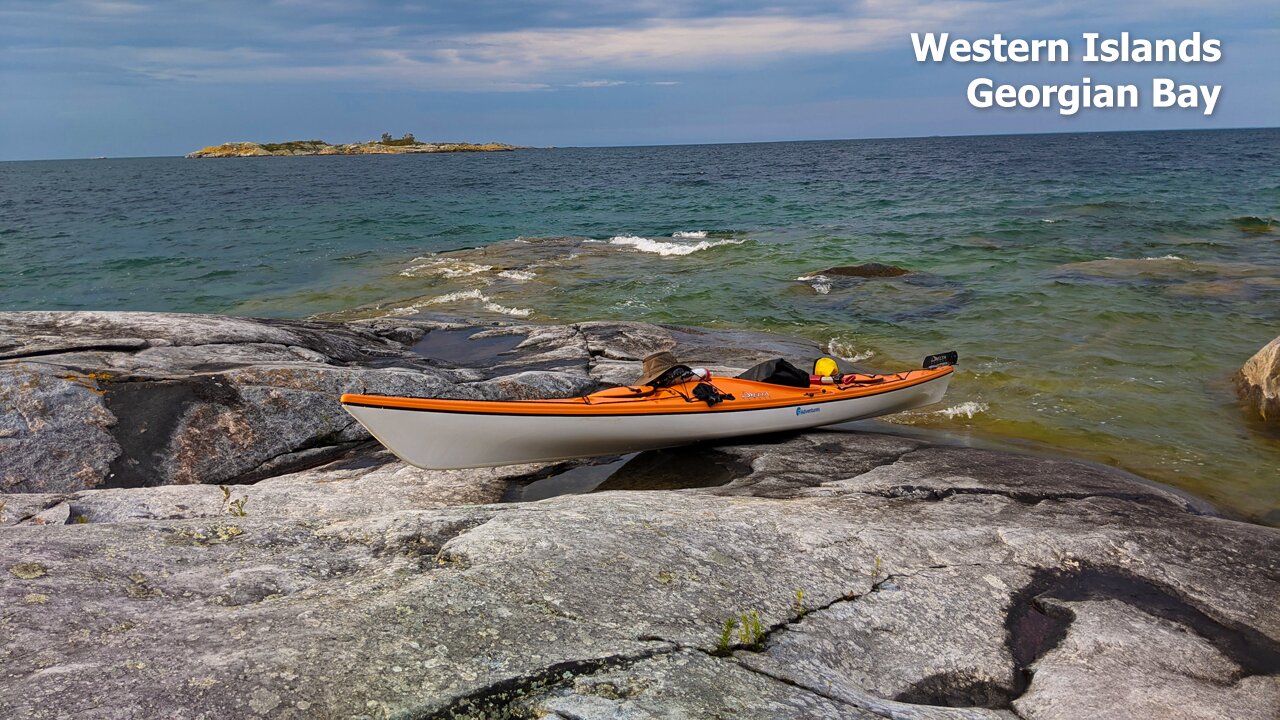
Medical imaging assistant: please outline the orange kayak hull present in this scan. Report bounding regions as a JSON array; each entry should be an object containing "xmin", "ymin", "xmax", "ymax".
[{"xmin": 341, "ymin": 367, "xmax": 953, "ymax": 469}]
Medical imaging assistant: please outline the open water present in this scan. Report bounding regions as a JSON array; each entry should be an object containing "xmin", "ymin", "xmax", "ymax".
[{"xmin": 2, "ymin": 129, "xmax": 1277, "ymax": 522}]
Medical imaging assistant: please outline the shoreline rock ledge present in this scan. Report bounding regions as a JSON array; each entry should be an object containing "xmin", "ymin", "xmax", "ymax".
[{"xmin": 1, "ymin": 311, "xmax": 1277, "ymax": 719}]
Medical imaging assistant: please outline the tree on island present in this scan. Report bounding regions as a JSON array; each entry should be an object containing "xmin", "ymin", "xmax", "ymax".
[{"xmin": 377, "ymin": 132, "xmax": 418, "ymax": 146}]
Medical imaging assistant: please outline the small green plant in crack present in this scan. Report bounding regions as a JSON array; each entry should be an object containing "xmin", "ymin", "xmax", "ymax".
[
  {"xmin": 737, "ymin": 610, "xmax": 765, "ymax": 650},
  {"xmin": 794, "ymin": 589, "xmax": 806, "ymax": 617},
  {"xmin": 869, "ymin": 555, "xmax": 884, "ymax": 583},
  {"xmin": 219, "ymin": 485, "xmax": 249, "ymax": 517},
  {"xmin": 716, "ymin": 610, "xmax": 766, "ymax": 654},
  {"xmin": 716, "ymin": 616, "xmax": 738, "ymax": 655}
]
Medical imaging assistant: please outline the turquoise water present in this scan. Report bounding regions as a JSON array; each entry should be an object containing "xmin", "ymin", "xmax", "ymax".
[{"xmin": 2, "ymin": 129, "xmax": 1277, "ymax": 522}]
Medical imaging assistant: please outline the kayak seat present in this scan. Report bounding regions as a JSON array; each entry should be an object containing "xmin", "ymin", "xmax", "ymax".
[{"xmin": 736, "ymin": 358, "xmax": 810, "ymax": 388}]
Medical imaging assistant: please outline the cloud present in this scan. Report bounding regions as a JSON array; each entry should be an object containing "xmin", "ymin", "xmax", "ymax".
[
  {"xmin": 435, "ymin": 9, "xmax": 982, "ymax": 74},
  {"xmin": 6, "ymin": 0, "xmax": 1274, "ymax": 93},
  {"xmin": 81, "ymin": 0, "xmax": 147, "ymax": 14},
  {"xmin": 49, "ymin": 5, "xmax": 990, "ymax": 91}
]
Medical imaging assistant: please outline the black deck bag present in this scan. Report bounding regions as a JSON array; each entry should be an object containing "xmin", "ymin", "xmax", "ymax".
[{"xmin": 736, "ymin": 358, "xmax": 810, "ymax": 388}]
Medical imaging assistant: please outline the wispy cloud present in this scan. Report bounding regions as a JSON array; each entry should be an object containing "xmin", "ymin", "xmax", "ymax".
[
  {"xmin": 4, "ymin": 0, "xmax": 1277, "ymax": 93},
  {"xmin": 33, "ymin": 5, "xmax": 991, "ymax": 91}
]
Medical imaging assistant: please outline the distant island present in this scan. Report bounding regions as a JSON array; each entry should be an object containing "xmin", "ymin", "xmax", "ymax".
[{"xmin": 187, "ymin": 133, "xmax": 526, "ymax": 158}]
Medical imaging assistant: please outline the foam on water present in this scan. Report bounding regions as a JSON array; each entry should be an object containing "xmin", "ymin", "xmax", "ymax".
[
  {"xmin": 935, "ymin": 401, "xmax": 990, "ymax": 419},
  {"xmin": 672, "ymin": 230, "xmax": 708, "ymax": 238},
  {"xmin": 400, "ymin": 257, "xmax": 493, "ymax": 278},
  {"xmin": 1101, "ymin": 255, "xmax": 1185, "ymax": 262},
  {"xmin": 608, "ymin": 234, "xmax": 745, "ymax": 256},
  {"xmin": 826, "ymin": 337, "xmax": 875, "ymax": 363},
  {"xmin": 798, "ymin": 274, "xmax": 832, "ymax": 294},
  {"xmin": 484, "ymin": 302, "xmax": 532, "ymax": 317},
  {"xmin": 497, "ymin": 269, "xmax": 537, "ymax": 281},
  {"xmin": 393, "ymin": 288, "xmax": 533, "ymax": 318}
]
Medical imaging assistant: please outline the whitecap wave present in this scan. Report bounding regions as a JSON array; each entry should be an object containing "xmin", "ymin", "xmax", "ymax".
[
  {"xmin": 934, "ymin": 401, "xmax": 989, "ymax": 419},
  {"xmin": 400, "ymin": 257, "xmax": 493, "ymax": 278},
  {"xmin": 391, "ymin": 288, "xmax": 533, "ymax": 318},
  {"xmin": 424, "ymin": 289, "xmax": 487, "ymax": 304},
  {"xmin": 483, "ymin": 302, "xmax": 532, "ymax": 317},
  {"xmin": 672, "ymin": 230, "xmax": 707, "ymax": 239},
  {"xmin": 1101, "ymin": 255, "xmax": 1185, "ymax": 262},
  {"xmin": 608, "ymin": 234, "xmax": 745, "ymax": 256},
  {"xmin": 825, "ymin": 338, "xmax": 874, "ymax": 363},
  {"xmin": 497, "ymin": 269, "xmax": 537, "ymax": 281},
  {"xmin": 800, "ymin": 274, "xmax": 832, "ymax": 295}
]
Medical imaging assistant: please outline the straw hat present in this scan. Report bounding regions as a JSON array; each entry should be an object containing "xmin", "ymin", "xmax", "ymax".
[{"xmin": 638, "ymin": 351, "xmax": 689, "ymax": 386}]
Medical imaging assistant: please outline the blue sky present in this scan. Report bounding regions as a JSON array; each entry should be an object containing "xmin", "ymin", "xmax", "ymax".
[{"xmin": 1, "ymin": 0, "xmax": 1276, "ymax": 159}]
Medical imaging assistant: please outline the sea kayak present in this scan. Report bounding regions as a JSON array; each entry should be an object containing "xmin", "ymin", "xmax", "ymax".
[{"xmin": 340, "ymin": 353, "xmax": 956, "ymax": 469}]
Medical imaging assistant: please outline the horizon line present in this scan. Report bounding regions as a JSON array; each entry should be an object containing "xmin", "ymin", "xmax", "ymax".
[{"xmin": 4, "ymin": 124, "xmax": 1277, "ymax": 162}]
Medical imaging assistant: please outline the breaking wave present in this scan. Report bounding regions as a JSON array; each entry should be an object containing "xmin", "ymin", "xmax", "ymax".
[
  {"xmin": 608, "ymin": 234, "xmax": 745, "ymax": 256},
  {"xmin": 497, "ymin": 269, "xmax": 537, "ymax": 281},
  {"xmin": 672, "ymin": 230, "xmax": 708, "ymax": 238},
  {"xmin": 825, "ymin": 338, "xmax": 875, "ymax": 363},
  {"xmin": 391, "ymin": 288, "xmax": 532, "ymax": 318},
  {"xmin": 798, "ymin": 274, "xmax": 832, "ymax": 295},
  {"xmin": 400, "ymin": 257, "xmax": 493, "ymax": 278},
  {"xmin": 934, "ymin": 401, "xmax": 989, "ymax": 419}
]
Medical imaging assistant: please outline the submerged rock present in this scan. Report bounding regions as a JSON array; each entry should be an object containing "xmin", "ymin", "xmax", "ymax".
[
  {"xmin": 1, "ymin": 311, "xmax": 1277, "ymax": 719},
  {"xmin": 814, "ymin": 262, "xmax": 912, "ymax": 278},
  {"xmin": 1235, "ymin": 335, "xmax": 1280, "ymax": 423}
]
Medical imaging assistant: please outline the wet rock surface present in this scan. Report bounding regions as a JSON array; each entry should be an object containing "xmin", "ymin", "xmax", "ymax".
[
  {"xmin": 815, "ymin": 263, "xmax": 912, "ymax": 278},
  {"xmin": 1236, "ymin": 334, "xmax": 1280, "ymax": 423},
  {"xmin": 1, "ymin": 311, "xmax": 1278, "ymax": 719}
]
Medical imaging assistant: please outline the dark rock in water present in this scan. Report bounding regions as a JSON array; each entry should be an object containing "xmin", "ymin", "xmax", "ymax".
[
  {"xmin": 1, "ymin": 311, "xmax": 1278, "ymax": 719},
  {"xmin": 816, "ymin": 262, "xmax": 912, "ymax": 278},
  {"xmin": 1235, "ymin": 334, "xmax": 1280, "ymax": 423}
]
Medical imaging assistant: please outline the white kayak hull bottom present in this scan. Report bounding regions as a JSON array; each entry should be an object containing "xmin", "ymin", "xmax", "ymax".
[{"xmin": 343, "ymin": 373, "xmax": 952, "ymax": 469}]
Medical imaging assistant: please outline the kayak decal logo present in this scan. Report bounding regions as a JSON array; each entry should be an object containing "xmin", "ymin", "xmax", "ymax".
[{"xmin": 796, "ymin": 407, "xmax": 820, "ymax": 416}]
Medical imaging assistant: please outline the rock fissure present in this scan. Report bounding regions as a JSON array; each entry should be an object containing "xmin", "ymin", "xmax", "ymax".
[
  {"xmin": 628, "ymin": 632, "xmax": 887, "ymax": 716},
  {"xmin": 864, "ymin": 484, "xmax": 1186, "ymax": 511},
  {"xmin": 0, "ymin": 343, "xmax": 155, "ymax": 361},
  {"xmin": 417, "ymin": 645, "xmax": 676, "ymax": 720}
]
